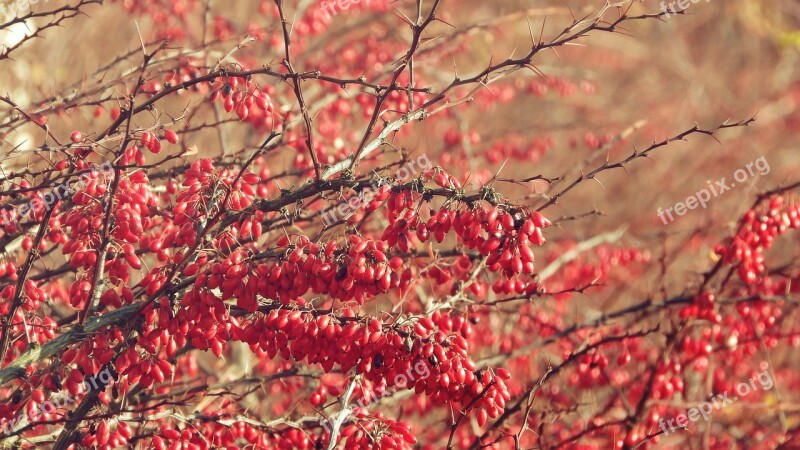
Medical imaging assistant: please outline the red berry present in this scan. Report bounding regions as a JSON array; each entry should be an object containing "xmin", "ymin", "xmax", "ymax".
[{"xmin": 164, "ymin": 129, "xmax": 179, "ymax": 144}]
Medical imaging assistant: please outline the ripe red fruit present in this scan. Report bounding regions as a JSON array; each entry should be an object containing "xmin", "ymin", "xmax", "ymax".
[
  {"xmin": 161, "ymin": 428, "xmax": 180, "ymax": 440},
  {"xmin": 380, "ymin": 436, "xmax": 398, "ymax": 448},
  {"xmin": 148, "ymin": 137, "xmax": 162, "ymax": 153},
  {"xmin": 255, "ymin": 93, "xmax": 273, "ymax": 111},
  {"xmin": 164, "ymin": 129, "xmax": 179, "ymax": 144},
  {"xmin": 117, "ymin": 422, "xmax": 132, "ymax": 439},
  {"xmin": 477, "ymin": 409, "xmax": 488, "ymax": 427},
  {"xmin": 31, "ymin": 389, "xmax": 45, "ymax": 403},
  {"xmin": 236, "ymin": 103, "xmax": 249, "ymax": 120}
]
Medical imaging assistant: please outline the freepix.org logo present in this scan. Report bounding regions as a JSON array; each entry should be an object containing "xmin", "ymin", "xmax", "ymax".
[
  {"xmin": 320, "ymin": 154, "xmax": 432, "ymax": 227},
  {"xmin": 659, "ymin": 0, "xmax": 711, "ymax": 19},
  {"xmin": 319, "ymin": 361, "xmax": 430, "ymax": 433},
  {"xmin": 656, "ymin": 156, "xmax": 770, "ymax": 225},
  {"xmin": 0, "ymin": 161, "xmax": 114, "ymax": 227},
  {"xmin": 319, "ymin": 0, "xmax": 370, "ymax": 20},
  {"xmin": 658, "ymin": 368, "xmax": 774, "ymax": 436},
  {"xmin": 0, "ymin": 367, "xmax": 114, "ymax": 436}
]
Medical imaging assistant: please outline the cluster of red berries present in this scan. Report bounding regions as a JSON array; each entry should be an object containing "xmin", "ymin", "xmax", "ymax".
[
  {"xmin": 192, "ymin": 235, "xmax": 411, "ymax": 307},
  {"xmin": 60, "ymin": 339, "xmax": 117, "ymax": 389},
  {"xmin": 210, "ymin": 76, "xmax": 275, "ymax": 124},
  {"xmin": 382, "ymin": 188, "xmax": 550, "ymax": 278},
  {"xmin": 115, "ymin": 346, "xmax": 175, "ymax": 390},
  {"xmin": 80, "ymin": 421, "xmax": 133, "ymax": 448},
  {"xmin": 142, "ymin": 285, "xmax": 230, "ymax": 357},
  {"xmin": 171, "ymin": 158, "xmax": 259, "ymax": 246},
  {"xmin": 0, "ymin": 260, "xmax": 17, "ymax": 280},
  {"xmin": 542, "ymin": 244, "xmax": 650, "ymax": 300},
  {"xmin": 481, "ymin": 136, "xmax": 554, "ymax": 165},
  {"xmin": 679, "ymin": 291, "xmax": 721, "ymax": 322},
  {"xmin": 112, "ymin": 0, "xmax": 200, "ymax": 41},
  {"xmin": 234, "ymin": 306, "xmax": 510, "ymax": 427},
  {"xmin": 259, "ymin": 236, "xmax": 410, "ymax": 305},
  {"xmin": 150, "ymin": 420, "xmax": 326, "ymax": 450},
  {"xmin": 333, "ymin": 415, "xmax": 417, "ymax": 449},
  {"xmin": 715, "ymin": 196, "xmax": 800, "ymax": 288},
  {"xmin": 525, "ymin": 76, "xmax": 589, "ymax": 98}
]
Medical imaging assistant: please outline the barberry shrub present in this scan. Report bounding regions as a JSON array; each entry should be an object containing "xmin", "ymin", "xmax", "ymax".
[{"xmin": 0, "ymin": 1, "xmax": 798, "ymax": 449}]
